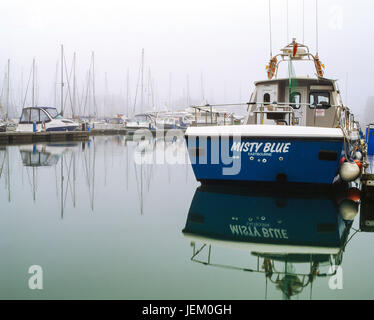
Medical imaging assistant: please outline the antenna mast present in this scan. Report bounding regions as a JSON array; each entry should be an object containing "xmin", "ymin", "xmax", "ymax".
[
  {"xmin": 316, "ymin": 0, "xmax": 319, "ymax": 54},
  {"xmin": 302, "ymin": 0, "xmax": 305, "ymax": 43},
  {"xmin": 268, "ymin": 0, "xmax": 272, "ymax": 57},
  {"xmin": 286, "ymin": 0, "xmax": 289, "ymax": 43}
]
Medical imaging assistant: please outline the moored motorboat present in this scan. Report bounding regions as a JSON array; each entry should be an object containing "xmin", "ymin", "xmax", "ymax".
[
  {"xmin": 185, "ymin": 40, "xmax": 363, "ymax": 185},
  {"xmin": 124, "ymin": 113, "xmax": 156, "ymax": 132},
  {"xmin": 0, "ymin": 120, "xmax": 6, "ymax": 132},
  {"xmin": 16, "ymin": 106, "xmax": 79, "ymax": 132}
]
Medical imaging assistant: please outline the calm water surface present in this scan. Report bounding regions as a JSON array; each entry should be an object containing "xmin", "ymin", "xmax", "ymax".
[{"xmin": 0, "ymin": 135, "xmax": 373, "ymax": 300}]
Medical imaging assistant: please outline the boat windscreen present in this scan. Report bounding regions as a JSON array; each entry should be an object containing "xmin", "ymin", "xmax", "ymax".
[{"xmin": 45, "ymin": 108, "xmax": 62, "ymax": 119}]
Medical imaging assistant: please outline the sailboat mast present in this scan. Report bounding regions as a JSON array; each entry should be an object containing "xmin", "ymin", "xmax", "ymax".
[
  {"xmin": 32, "ymin": 58, "xmax": 35, "ymax": 108},
  {"xmin": 6, "ymin": 59, "xmax": 10, "ymax": 120},
  {"xmin": 54, "ymin": 61, "xmax": 58, "ymax": 107},
  {"xmin": 186, "ymin": 74, "xmax": 190, "ymax": 106},
  {"xmin": 20, "ymin": 67, "xmax": 24, "ymax": 108},
  {"xmin": 168, "ymin": 72, "xmax": 172, "ymax": 109},
  {"xmin": 104, "ymin": 72, "xmax": 108, "ymax": 114},
  {"xmin": 200, "ymin": 72, "xmax": 205, "ymax": 102},
  {"xmin": 126, "ymin": 68, "xmax": 129, "ymax": 117},
  {"xmin": 140, "ymin": 48, "xmax": 144, "ymax": 113},
  {"xmin": 92, "ymin": 51, "xmax": 97, "ymax": 118},
  {"xmin": 61, "ymin": 44, "xmax": 64, "ymax": 115},
  {"xmin": 73, "ymin": 52, "xmax": 76, "ymax": 118}
]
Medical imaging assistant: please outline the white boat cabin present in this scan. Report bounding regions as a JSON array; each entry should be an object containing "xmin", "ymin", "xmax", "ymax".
[
  {"xmin": 17, "ymin": 106, "xmax": 78, "ymax": 132},
  {"xmin": 245, "ymin": 77, "xmax": 343, "ymax": 128}
]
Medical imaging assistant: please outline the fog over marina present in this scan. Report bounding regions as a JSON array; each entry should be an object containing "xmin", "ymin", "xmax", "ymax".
[
  {"xmin": 0, "ymin": 0, "xmax": 373, "ymax": 122},
  {"xmin": 1, "ymin": 0, "xmax": 374, "ymax": 305}
]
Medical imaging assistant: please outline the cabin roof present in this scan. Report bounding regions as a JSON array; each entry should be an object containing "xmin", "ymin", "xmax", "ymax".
[
  {"xmin": 23, "ymin": 106, "xmax": 57, "ymax": 110},
  {"xmin": 254, "ymin": 77, "xmax": 335, "ymax": 86}
]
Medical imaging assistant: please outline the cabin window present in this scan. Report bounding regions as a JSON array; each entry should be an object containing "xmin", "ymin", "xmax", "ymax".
[
  {"xmin": 20, "ymin": 109, "xmax": 31, "ymax": 123},
  {"xmin": 290, "ymin": 92, "xmax": 301, "ymax": 109},
  {"xmin": 263, "ymin": 93, "xmax": 271, "ymax": 105},
  {"xmin": 40, "ymin": 110, "xmax": 51, "ymax": 122},
  {"xmin": 309, "ymin": 92, "xmax": 330, "ymax": 107},
  {"xmin": 266, "ymin": 113, "xmax": 285, "ymax": 120},
  {"xmin": 30, "ymin": 109, "xmax": 40, "ymax": 123}
]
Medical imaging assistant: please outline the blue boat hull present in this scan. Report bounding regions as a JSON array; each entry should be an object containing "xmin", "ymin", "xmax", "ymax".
[
  {"xmin": 186, "ymin": 136, "xmax": 344, "ymax": 184},
  {"xmin": 183, "ymin": 185, "xmax": 347, "ymax": 249},
  {"xmin": 46, "ymin": 125, "xmax": 78, "ymax": 132}
]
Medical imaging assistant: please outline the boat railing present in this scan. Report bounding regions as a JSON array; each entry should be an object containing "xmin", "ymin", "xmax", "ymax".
[
  {"xmin": 189, "ymin": 243, "xmax": 340, "ymax": 278},
  {"xmin": 189, "ymin": 104, "xmax": 244, "ymax": 127},
  {"xmin": 188, "ymin": 101, "xmax": 358, "ymax": 129},
  {"xmin": 336, "ymin": 105, "xmax": 362, "ymax": 140},
  {"xmin": 251, "ymin": 103, "xmax": 294, "ymax": 125}
]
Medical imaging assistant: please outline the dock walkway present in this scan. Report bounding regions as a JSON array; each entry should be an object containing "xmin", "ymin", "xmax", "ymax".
[
  {"xmin": 0, "ymin": 127, "xmax": 187, "ymax": 145},
  {"xmin": 0, "ymin": 131, "xmax": 89, "ymax": 145}
]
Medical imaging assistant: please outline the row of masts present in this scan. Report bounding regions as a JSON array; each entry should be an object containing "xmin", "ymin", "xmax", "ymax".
[{"xmin": 0, "ymin": 45, "xmax": 218, "ymax": 122}]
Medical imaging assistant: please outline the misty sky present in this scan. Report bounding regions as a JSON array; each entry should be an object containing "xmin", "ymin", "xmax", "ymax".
[{"xmin": 0, "ymin": 0, "xmax": 373, "ymax": 120}]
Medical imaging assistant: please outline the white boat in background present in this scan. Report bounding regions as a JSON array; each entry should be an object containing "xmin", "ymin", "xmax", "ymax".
[
  {"xmin": 16, "ymin": 106, "xmax": 79, "ymax": 132},
  {"xmin": 0, "ymin": 120, "xmax": 6, "ymax": 132},
  {"xmin": 153, "ymin": 111, "xmax": 191, "ymax": 130},
  {"xmin": 184, "ymin": 106, "xmax": 242, "ymax": 126},
  {"xmin": 124, "ymin": 113, "xmax": 156, "ymax": 131}
]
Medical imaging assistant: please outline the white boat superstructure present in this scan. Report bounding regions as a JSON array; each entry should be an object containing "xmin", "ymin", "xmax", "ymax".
[
  {"xmin": 0, "ymin": 120, "xmax": 6, "ymax": 132},
  {"xmin": 184, "ymin": 106, "xmax": 243, "ymax": 126},
  {"xmin": 16, "ymin": 107, "xmax": 79, "ymax": 132},
  {"xmin": 124, "ymin": 113, "xmax": 156, "ymax": 131}
]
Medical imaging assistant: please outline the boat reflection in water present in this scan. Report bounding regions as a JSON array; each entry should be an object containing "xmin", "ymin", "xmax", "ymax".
[
  {"xmin": 182, "ymin": 184, "xmax": 357, "ymax": 299},
  {"xmin": 19, "ymin": 142, "xmax": 79, "ymax": 167}
]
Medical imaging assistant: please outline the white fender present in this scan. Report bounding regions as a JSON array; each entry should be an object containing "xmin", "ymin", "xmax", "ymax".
[
  {"xmin": 339, "ymin": 199, "xmax": 359, "ymax": 221},
  {"xmin": 340, "ymin": 161, "xmax": 360, "ymax": 182}
]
